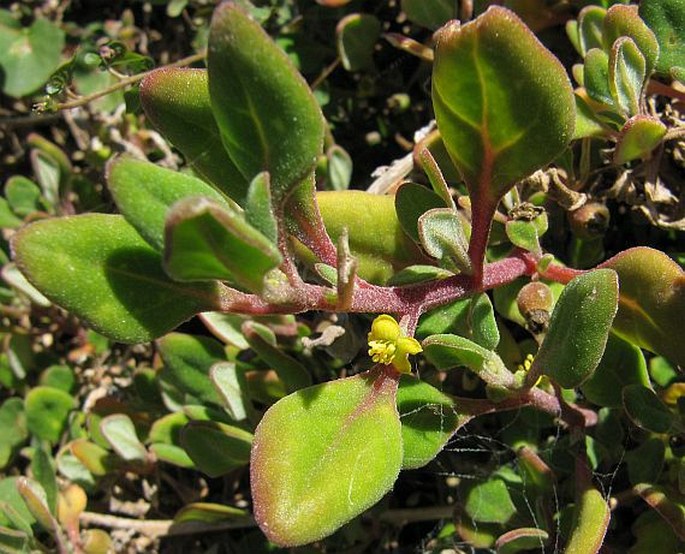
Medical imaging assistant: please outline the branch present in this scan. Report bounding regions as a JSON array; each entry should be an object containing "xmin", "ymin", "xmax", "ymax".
[{"xmin": 46, "ymin": 51, "xmax": 206, "ymax": 112}]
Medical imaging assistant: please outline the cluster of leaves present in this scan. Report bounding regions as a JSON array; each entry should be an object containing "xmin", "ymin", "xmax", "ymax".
[{"xmin": 1, "ymin": 0, "xmax": 685, "ymax": 552}]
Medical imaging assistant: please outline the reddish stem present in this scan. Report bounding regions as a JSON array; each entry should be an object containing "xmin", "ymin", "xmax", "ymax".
[{"xmin": 467, "ymin": 199, "xmax": 496, "ymax": 287}]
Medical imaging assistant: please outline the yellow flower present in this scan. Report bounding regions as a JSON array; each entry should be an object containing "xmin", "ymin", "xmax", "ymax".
[{"xmin": 367, "ymin": 314, "xmax": 422, "ymax": 374}]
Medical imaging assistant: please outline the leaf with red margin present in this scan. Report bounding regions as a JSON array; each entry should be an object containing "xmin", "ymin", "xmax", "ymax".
[
  {"xmin": 432, "ymin": 6, "xmax": 575, "ymax": 206},
  {"xmin": 250, "ymin": 368, "xmax": 402, "ymax": 546},
  {"xmin": 600, "ymin": 247, "xmax": 685, "ymax": 367}
]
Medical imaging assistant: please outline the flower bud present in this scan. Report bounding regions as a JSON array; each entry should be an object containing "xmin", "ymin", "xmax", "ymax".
[
  {"xmin": 516, "ymin": 282, "xmax": 554, "ymax": 335},
  {"xmin": 568, "ymin": 202, "xmax": 610, "ymax": 240}
]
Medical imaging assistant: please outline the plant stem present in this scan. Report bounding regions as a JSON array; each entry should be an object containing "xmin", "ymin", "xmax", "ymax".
[
  {"xmin": 648, "ymin": 79, "xmax": 685, "ymax": 103},
  {"xmin": 49, "ymin": 51, "xmax": 206, "ymax": 112}
]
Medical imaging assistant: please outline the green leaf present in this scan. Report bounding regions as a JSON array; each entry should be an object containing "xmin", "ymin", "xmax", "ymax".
[
  {"xmin": 580, "ymin": 334, "xmax": 650, "ymax": 408},
  {"xmin": 199, "ymin": 312, "xmax": 250, "ymax": 350},
  {"xmin": 30, "ymin": 446, "xmax": 56, "ymax": 516},
  {"xmin": 401, "ymin": 0, "xmax": 455, "ymax": 31},
  {"xmin": 1, "ymin": 263, "xmax": 51, "ymax": 307},
  {"xmin": 325, "ymin": 145, "xmax": 352, "ymax": 192},
  {"xmin": 495, "ymin": 528, "xmax": 549, "ymax": 554},
  {"xmin": 633, "ymin": 484, "xmax": 685, "ymax": 541},
  {"xmin": 397, "ymin": 376, "xmax": 469, "ymax": 469},
  {"xmin": 601, "ymin": 247, "xmax": 685, "ymax": 366},
  {"xmin": 584, "ymin": 48, "xmax": 614, "ymax": 107},
  {"xmin": 208, "ymin": 2, "xmax": 324, "ymax": 200},
  {"xmin": 0, "ymin": 14, "xmax": 65, "ymax": 97},
  {"xmin": 99, "ymin": 414, "xmax": 148, "ymax": 463},
  {"xmin": 164, "ymin": 197, "xmax": 282, "ymax": 292},
  {"xmin": 139, "ymin": 68, "xmax": 249, "ymax": 202},
  {"xmin": 386, "ymin": 265, "xmax": 453, "ymax": 286},
  {"xmin": 395, "ymin": 183, "xmax": 446, "ymax": 244},
  {"xmin": 613, "ymin": 115, "xmax": 667, "ymax": 164},
  {"xmin": 173, "ymin": 502, "xmax": 248, "ymax": 525},
  {"xmin": 626, "ymin": 438, "xmax": 665, "ymax": 485},
  {"xmin": 609, "ymin": 37, "xmax": 646, "ymax": 117},
  {"xmin": 245, "ymin": 172, "xmax": 278, "ymax": 245},
  {"xmin": 209, "ymin": 361, "xmax": 253, "ymax": 422},
  {"xmin": 465, "ymin": 479, "xmax": 516, "ymax": 524},
  {"xmin": 563, "ymin": 483, "xmax": 610, "ymax": 553},
  {"xmin": 418, "ymin": 208, "xmax": 471, "ymax": 274},
  {"xmin": 12, "ymin": 214, "xmax": 222, "ymax": 343},
  {"xmin": 242, "ymin": 322, "xmax": 311, "ymax": 393},
  {"xmin": 180, "ymin": 420, "xmax": 252, "ymax": 478},
  {"xmin": 39, "ymin": 364, "xmax": 75, "ymax": 394},
  {"xmin": 149, "ymin": 443, "xmax": 194, "ymax": 468},
  {"xmin": 423, "ymin": 334, "xmax": 513, "ymax": 387},
  {"xmin": 25, "ymin": 387, "xmax": 75, "ymax": 444},
  {"xmin": 107, "ymin": 156, "xmax": 234, "ymax": 251},
  {"xmin": 0, "ymin": 477, "xmax": 35, "ymax": 530},
  {"xmin": 0, "ymin": 399, "xmax": 27, "ymax": 470},
  {"xmin": 531, "ymin": 269, "xmax": 618, "ymax": 389},
  {"xmin": 251, "ymin": 369, "xmax": 402, "ymax": 547},
  {"xmin": 604, "ymin": 4, "xmax": 659, "ymax": 76},
  {"xmin": 639, "ymin": 0, "xmax": 685, "ymax": 75},
  {"xmin": 156, "ymin": 333, "xmax": 225, "ymax": 406},
  {"xmin": 309, "ymin": 191, "xmax": 426, "ymax": 284},
  {"xmin": 417, "ymin": 293, "xmax": 500, "ymax": 350},
  {"xmin": 336, "ymin": 14, "xmax": 380, "ymax": 72},
  {"xmin": 432, "ymin": 7, "xmax": 575, "ymax": 204},
  {"xmin": 623, "ymin": 384, "xmax": 674, "ymax": 433},
  {"xmin": 574, "ymin": 92, "xmax": 610, "ymax": 139},
  {"xmin": 69, "ymin": 439, "xmax": 115, "ymax": 477},
  {"xmin": 15, "ymin": 478, "xmax": 57, "ymax": 535},
  {"xmin": 578, "ymin": 6, "xmax": 607, "ymax": 56},
  {"xmin": 4, "ymin": 177, "xmax": 42, "ymax": 218},
  {"xmin": 148, "ymin": 412, "xmax": 188, "ymax": 445},
  {"xmin": 0, "ymin": 198, "xmax": 23, "ymax": 229},
  {"xmin": 505, "ymin": 213, "xmax": 548, "ymax": 255}
]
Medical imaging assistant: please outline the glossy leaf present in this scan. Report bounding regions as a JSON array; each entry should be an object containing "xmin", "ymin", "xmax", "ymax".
[
  {"xmin": 69, "ymin": 440, "xmax": 114, "ymax": 477},
  {"xmin": 0, "ymin": 13, "xmax": 65, "ymax": 97},
  {"xmin": 580, "ymin": 334, "xmax": 649, "ymax": 408},
  {"xmin": 600, "ymin": 247, "xmax": 685, "ymax": 366},
  {"xmin": 107, "ymin": 156, "xmax": 233, "ymax": 251},
  {"xmin": 25, "ymin": 387, "xmax": 75, "ymax": 445},
  {"xmin": 157, "ymin": 333, "xmax": 225, "ymax": 406},
  {"xmin": 387, "ymin": 265, "xmax": 453, "ymax": 286},
  {"xmin": 149, "ymin": 444, "xmax": 194, "ymax": 468},
  {"xmin": 397, "ymin": 376, "xmax": 470, "ymax": 469},
  {"xmin": 251, "ymin": 369, "xmax": 402, "ymax": 546},
  {"xmin": 100, "ymin": 414, "xmax": 148, "ymax": 463},
  {"xmin": 623, "ymin": 384, "xmax": 674, "ymax": 433},
  {"xmin": 418, "ymin": 208, "xmax": 471, "ymax": 274},
  {"xmin": 614, "ymin": 115, "xmax": 667, "ymax": 164},
  {"xmin": 200, "ymin": 312, "xmax": 250, "ymax": 350},
  {"xmin": 0, "ymin": 477, "xmax": 35, "ymax": 529},
  {"xmin": 139, "ymin": 68, "xmax": 249, "ymax": 202},
  {"xmin": 180, "ymin": 421, "xmax": 252, "ymax": 478},
  {"xmin": 164, "ymin": 197, "xmax": 282, "ymax": 292},
  {"xmin": 208, "ymin": 2, "xmax": 324, "ymax": 200},
  {"xmin": 16, "ymin": 478, "xmax": 57, "ymax": 534},
  {"xmin": 609, "ymin": 37, "xmax": 646, "ymax": 117},
  {"xmin": 325, "ymin": 145, "xmax": 352, "ymax": 191},
  {"xmin": 604, "ymin": 4, "xmax": 659, "ymax": 75},
  {"xmin": 432, "ymin": 6, "xmax": 575, "ymax": 203},
  {"xmin": 336, "ymin": 14, "xmax": 380, "ymax": 72},
  {"xmin": 564, "ymin": 483, "xmax": 611, "ymax": 553},
  {"xmin": 531, "ymin": 269, "xmax": 618, "ymax": 389},
  {"xmin": 639, "ymin": 0, "xmax": 685, "ymax": 75},
  {"xmin": 12, "ymin": 214, "xmax": 222, "ymax": 343},
  {"xmin": 417, "ymin": 293, "xmax": 499, "ymax": 350}
]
